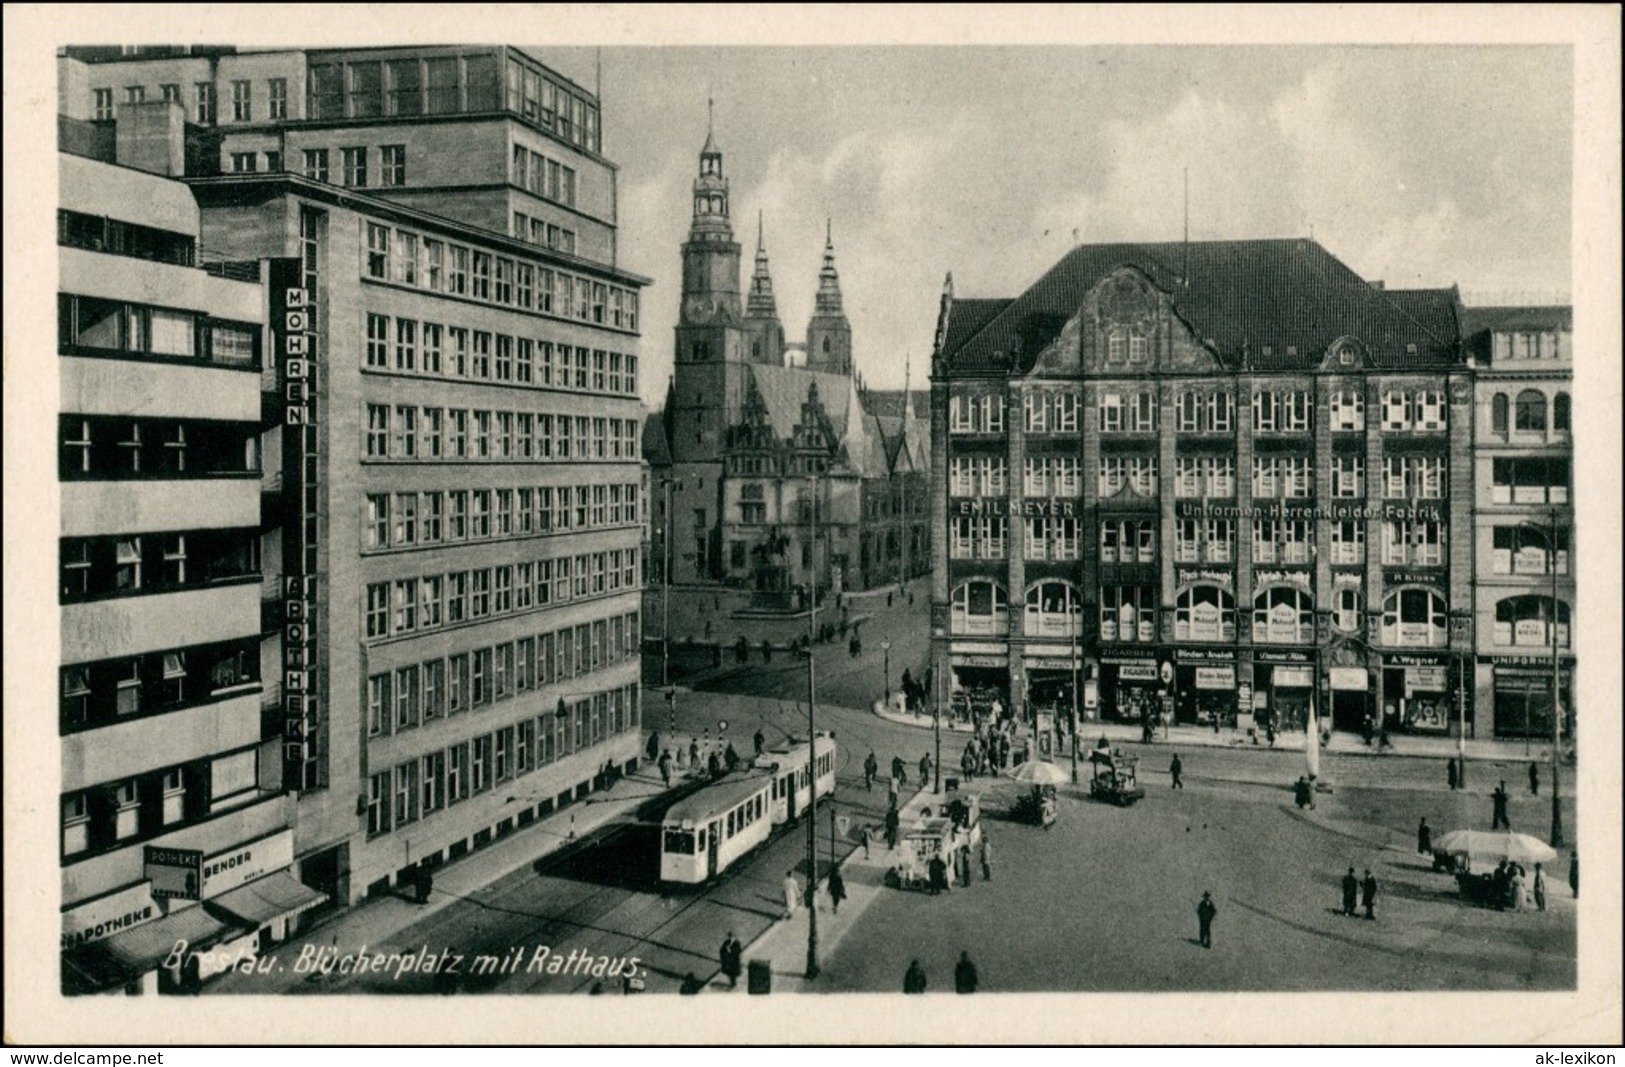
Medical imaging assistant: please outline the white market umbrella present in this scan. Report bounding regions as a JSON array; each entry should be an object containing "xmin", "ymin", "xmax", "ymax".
[
  {"xmin": 1432, "ymin": 829, "xmax": 1558, "ymax": 867},
  {"xmin": 1010, "ymin": 760, "xmax": 1070, "ymax": 786}
]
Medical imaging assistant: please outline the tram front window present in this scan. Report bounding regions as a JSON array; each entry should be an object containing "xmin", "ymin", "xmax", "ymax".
[{"xmin": 663, "ymin": 828, "xmax": 696, "ymax": 855}]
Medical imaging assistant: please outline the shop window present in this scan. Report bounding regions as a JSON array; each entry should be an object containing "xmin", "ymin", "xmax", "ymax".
[
  {"xmin": 1252, "ymin": 587, "xmax": 1314, "ymax": 644},
  {"xmin": 1381, "ymin": 588, "xmax": 1447, "ymax": 648},
  {"xmin": 1491, "ymin": 525, "xmax": 1568, "ymax": 576},
  {"xmin": 1492, "ymin": 595, "xmax": 1570, "ymax": 649},
  {"xmin": 1175, "ymin": 585, "xmax": 1235, "ymax": 642},
  {"xmin": 1023, "ymin": 582, "xmax": 1082, "ymax": 638},
  {"xmin": 950, "ymin": 580, "xmax": 1007, "ymax": 637}
]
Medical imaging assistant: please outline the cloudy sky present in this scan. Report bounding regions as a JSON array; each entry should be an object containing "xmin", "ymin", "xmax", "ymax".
[{"xmin": 535, "ymin": 43, "xmax": 1572, "ymax": 401}]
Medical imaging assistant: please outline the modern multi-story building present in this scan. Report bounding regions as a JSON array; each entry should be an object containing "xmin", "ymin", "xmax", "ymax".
[
  {"xmin": 1463, "ymin": 307, "xmax": 1574, "ymax": 740},
  {"xmin": 645, "ymin": 122, "xmax": 929, "ymax": 604},
  {"xmin": 58, "ymin": 45, "xmax": 648, "ymax": 961},
  {"xmin": 57, "ymin": 129, "xmax": 311, "ymax": 995},
  {"xmin": 929, "ymin": 240, "xmax": 1478, "ymax": 738}
]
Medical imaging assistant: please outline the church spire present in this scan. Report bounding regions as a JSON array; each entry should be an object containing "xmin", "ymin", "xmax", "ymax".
[
  {"xmin": 746, "ymin": 210, "xmax": 779, "ymax": 319},
  {"xmin": 814, "ymin": 218, "xmax": 844, "ymax": 316}
]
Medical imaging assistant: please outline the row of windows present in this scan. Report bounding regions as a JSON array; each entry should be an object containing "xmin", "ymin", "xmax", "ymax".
[
  {"xmin": 60, "ymin": 529, "xmax": 259, "ymax": 603},
  {"xmin": 366, "ymin": 614, "xmax": 639, "ymax": 737},
  {"xmin": 1492, "ymin": 331, "xmax": 1567, "ymax": 362},
  {"xmin": 1488, "ymin": 390, "xmax": 1571, "ymax": 435},
  {"xmin": 364, "ymin": 483, "xmax": 640, "ymax": 550},
  {"xmin": 361, "ymin": 314, "xmax": 638, "ymax": 394},
  {"xmin": 59, "ymin": 295, "xmax": 261, "ymax": 369},
  {"xmin": 298, "ymin": 144, "xmax": 407, "ymax": 187},
  {"xmin": 505, "ymin": 55, "xmax": 601, "ymax": 154},
  {"xmin": 361, "ymin": 222, "xmax": 638, "ymax": 332},
  {"xmin": 58, "ymin": 210, "xmax": 195, "ymax": 267},
  {"xmin": 951, "ymin": 517, "xmax": 1448, "ymax": 566},
  {"xmin": 363, "ymin": 405, "xmax": 641, "ymax": 463},
  {"xmin": 363, "ymin": 549, "xmax": 639, "ymax": 641},
  {"xmin": 58, "ymin": 416, "xmax": 260, "ymax": 481},
  {"xmin": 367, "ymin": 684, "xmax": 637, "ymax": 838},
  {"xmin": 511, "ymin": 212, "xmax": 577, "ymax": 256},
  {"xmin": 511, "ymin": 146, "xmax": 577, "ymax": 209},
  {"xmin": 93, "ymin": 79, "xmax": 287, "ymax": 124},
  {"xmin": 1489, "ymin": 458, "xmax": 1570, "ymax": 505},
  {"xmin": 62, "ymin": 747, "xmax": 263, "ymax": 860},
  {"xmin": 951, "ymin": 387, "xmax": 1450, "ymax": 435},
  {"xmin": 60, "ymin": 637, "xmax": 259, "ymax": 735},
  {"xmin": 309, "ymin": 55, "xmax": 502, "ymax": 125}
]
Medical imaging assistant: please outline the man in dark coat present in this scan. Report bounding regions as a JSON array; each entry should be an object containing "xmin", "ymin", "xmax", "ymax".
[
  {"xmin": 1569, "ymin": 851, "xmax": 1578, "ymax": 898},
  {"xmin": 754, "ymin": 729, "xmax": 766, "ymax": 757},
  {"xmin": 827, "ymin": 868, "xmax": 847, "ymax": 914},
  {"xmin": 864, "ymin": 751, "xmax": 879, "ymax": 790},
  {"xmin": 1361, "ymin": 870, "xmax": 1378, "ymax": 920},
  {"xmin": 1491, "ymin": 782, "xmax": 1511, "ymax": 829},
  {"xmin": 1528, "ymin": 760, "xmax": 1540, "ymax": 796},
  {"xmin": 903, "ymin": 960, "xmax": 927, "ymax": 994},
  {"xmin": 892, "ymin": 755, "xmax": 908, "ymax": 785},
  {"xmin": 724, "ymin": 742, "xmax": 740, "ymax": 772},
  {"xmin": 1196, "ymin": 891, "xmax": 1217, "ymax": 948},
  {"xmin": 954, "ymin": 951, "xmax": 980, "ymax": 993},
  {"xmin": 884, "ymin": 804, "xmax": 901, "ymax": 849},
  {"xmin": 414, "ymin": 865, "xmax": 433, "ymax": 905},
  {"xmin": 1417, "ymin": 817, "xmax": 1432, "ymax": 855},
  {"xmin": 719, "ymin": 933, "xmax": 743, "ymax": 988},
  {"xmin": 919, "ymin": 753, "xmax": 933, "ymax": 785},
  {"xmin": 646, "ymin": 731, "xmax": 661, "ymax": 763},
  {"xmin": 707, "ymin": 750, "xmax": 723, "ymax": 778},
  {"xmin": 1341, "ymin": 867, "xmax": 1359, "ymax": 917},
  {"xmin": 1170, "ymin": 753, "xmax": 1184, "ymax": 789},
  {"xmin": 927, "ymin": 855, "xmax": 947, "ymax": 895},
  {"xmin": 658, "ymin": 749, "xmax": 673, "ymax": 787},
  {"xmin": 1447, "ymin": 757, "xmax": 1458, "ymax": 791}
]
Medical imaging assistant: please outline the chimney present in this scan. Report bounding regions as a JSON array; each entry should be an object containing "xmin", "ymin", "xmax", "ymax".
[{"xmin": 115, "ymin": 100, "xmax": 187, "ymax": 177}]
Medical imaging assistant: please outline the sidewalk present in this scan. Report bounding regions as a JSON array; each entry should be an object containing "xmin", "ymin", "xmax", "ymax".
[
  {"xmin": 715, "ymin": 784, "xmax": 934, "ymax": 995},
  {"xmin": 209, "ymin": 763, "xmax": 679, "ymax": 994},
  {"xmin": 871, "ymin": 698, "xmax": 1570, "ymax": 768}
]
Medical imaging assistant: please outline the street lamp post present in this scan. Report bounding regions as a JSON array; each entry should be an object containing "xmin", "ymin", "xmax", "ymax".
[
  {"xmin": 661, "ymin": 478, "xmax": 681, "ymax": 734},
  {"xmin": 881, "ymin": 639, "xmax": 892, "ymax": 711},
  {"xmin": 805, "ymin": 474, "xmax": 821, "ymax": 980},
  {"xmin": 1518, "ymin": 511, "xmax": 1567, "ymax": 848}
]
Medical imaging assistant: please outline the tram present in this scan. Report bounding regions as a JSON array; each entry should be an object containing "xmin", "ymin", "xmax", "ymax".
[{"xmin": 658, "ymin": 733, "xmax": 837, "ymax": 885}]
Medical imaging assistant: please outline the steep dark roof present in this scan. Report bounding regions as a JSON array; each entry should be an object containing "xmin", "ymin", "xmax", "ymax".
[
  {"xmin": 860, "ymin": 389, "xmax": 929, "ymax": 420},
  {"xmin": 942, "ymin": 239, "xmax": 1460, "ymax": 374},
  {"xmin": 1459, "ymin": 305, "xmax": 1573, "ymax": 335},
  {"xmin": 641, "ymin": 411, "xmax": 672, "ymax": 467}
]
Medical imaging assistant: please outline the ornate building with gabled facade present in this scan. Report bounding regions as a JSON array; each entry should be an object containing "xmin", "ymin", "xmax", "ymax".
[{"xmin": 646, "ymin": 118, "xmax": 928, "ymax": 604}]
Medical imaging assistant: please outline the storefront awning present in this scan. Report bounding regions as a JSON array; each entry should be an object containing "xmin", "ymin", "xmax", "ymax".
[
  {"xmin": 62, "ymin": 904, "xmax": 239, "ymax": 994},
  {"xmin": 205, "ymin": 872, "xmax": 327, "ymax": 928}
]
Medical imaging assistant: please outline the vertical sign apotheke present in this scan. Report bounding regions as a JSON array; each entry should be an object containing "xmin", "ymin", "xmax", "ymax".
[{"xmin": 271, "ymin": 258, "xmax": 320, "ymax": 790}]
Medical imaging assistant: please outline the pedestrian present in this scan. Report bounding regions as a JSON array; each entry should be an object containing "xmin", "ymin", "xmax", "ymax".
[
  {"xmin": 658, "ymin": 749, "xmax": 673, "ymax": 787},
  {"xmin": 1417, "ymin": 817, "xmax": 1432, "ymax": 856},
  {"xmin": 646, "ymin": 730, "xmax": 661, "ymax": 764},
  {"xmin": 1492, "ymin": 860, "xmax": 1511, "ymax": 909},
  {"xmin": 860, "ymin": 824, "xmax": 871, "ymax": 859},
  {"xmin": 901, "ymin": 668, "xmax": 913, "ymax": 702},
  {"xmin": 707, "ymin": 750, "xmax": 723, "ymax": 778},
  {"xmin": 955, "ymin": 844, "xmax": 971, "ymax": 888},
  {"xmin": 1491, "ymin": 781, "xmax": 1511, "ymax": 830},
  {"xmin": 1509, "ymin": 864, "xmax": 1527, "ymax": 912},
  {"xmin": 783, "ymin": 870, "xmax": 800, "ymax": 919},
  {"xmin": 1196, "ymin": 891, "xmax": 1217, "ymax": 948},
  {"xmin": 1361, "ymin": 870, "xmax": 1378, "ymax": 920},
  {"xmin": 724, "ymin": 741, "xmax": 739, "ymax": 772},
  {"xmin": 919, "ymin": 752, "xmax": 933, "ymax": 785},
  {"xmin": 828, "ymin": 868, "xmax": 847, "ymax": 914},
  {"xmin": 754, "ymin": 729, "xmax": 766, "ymax": 757},
  {"xmin": 1293, "ymin": 776, "xmax": 1310, "ymax": 809},
  {"xmin": 1170, "ymin": 753, "xmax": 1184, "ymax": 789},
  {"xmin": 903, "ymin": 959, "xmax": 927, "ymax": 994},
  {"xmin": 719, "ymin": 933, "xmax": 742, "ymax": 989},
  {"xmin": 893, "ymin": 755, "xmax": 907, "ymax": 785},
  {"xmin": 1528, "ymin": 760, "xmax": 1540, "ymax": 796},
  {"xmin": 1569, "ymin": 851, "xmax": 1578, "ymax": 898},
  {"xmin": 1447, "ymin": 757, "xmax": 1458, "ymax": 791},
  {"xmin": 1341, "ymin": 867, "xmax": 1359, "ymax": 917},
  {"xmin": 689, "ymin": 738, "xmax": 700, "ymax": 767},
  {"xmin": 1533, "ymin": 863, "xmax": 1547, "ymax": 911},
  {"xmin": 414, "ymin": 865, "xmax": 433, "ymax": 905},
  {"xmin": 927, "ymin": 855, "xmax": 947, "ymax": 896},
  {"xmin": 885, "ymin": 806, "xmax": 900, "ymax": 850},
  {"xmin": 980, "ymin": 836, "xmax": 993, "ymax": 881},
  {"xmin": 954, "ymin": 951, "xmax": 980, "ymax": 994},
  {"xmin": 864, "ymin": 751, "xmax": 878, "ymax": 790}
]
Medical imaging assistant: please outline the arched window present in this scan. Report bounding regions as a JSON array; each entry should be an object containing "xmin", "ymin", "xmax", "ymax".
[
  {"xmin": 822, "ymin": 337, "xmax": 831, "ymax": 354},
  {"xmin": 1491, "ymin": 393, "xmax": 1509, "ymax": 434},
  {"xmin": 1333, "ymin": 588, "xmax": 1363, "ymax": 633},
  {"xmin": 1381, "ymin": 588, "xmax": 1447, "ymax": 648},
  {"xmin": 1553, "ymin": 392, "xmax": 1571, "ymax": 432},
  {"xmin": 1514, "ymin": 389, "xmax": 1547, "ymax": 432},
  {"xmin": 1175, "ymin": 585, "xmax": 1235, "ymax": 642},
  {"xmin": 1493, "ymin": 595, "xmax": 1571, "ymax": 649},
  {"xmin": 1023, "ymin": 581, "xmax": 1081, "ymax": 638},
  {"xmin": 951, "ymin": 580, "xmax": 1007, "ymax": 637},
  {"xmin": 1252, "ymin": 586, "xmax": 1314, "ymax": 644}
]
